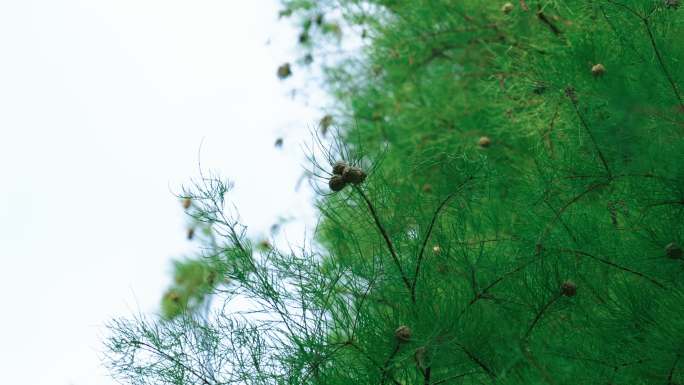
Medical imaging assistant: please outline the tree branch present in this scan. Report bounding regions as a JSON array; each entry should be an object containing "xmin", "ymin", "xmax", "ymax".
[
  {"xmin": 354, "ymin": 185, "xmax": 413, "ymax": 295},
  {"xmin": 412, "ymin": 177, "xmax": 472, "ymax": 302},
  {"xmin": 559, "ymin": 248, "xmax": 665, "ymax": 289}
]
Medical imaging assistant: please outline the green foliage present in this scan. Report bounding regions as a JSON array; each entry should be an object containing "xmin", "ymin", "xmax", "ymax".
[{"xmin": 106, "ymin": 1, "xmax": 684, "ymax": 385}]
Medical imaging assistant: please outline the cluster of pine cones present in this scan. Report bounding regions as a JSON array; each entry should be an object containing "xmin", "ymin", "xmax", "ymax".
[{"xmin": 328, "ymin": 161, "xmax": 367, "ymax": 191}]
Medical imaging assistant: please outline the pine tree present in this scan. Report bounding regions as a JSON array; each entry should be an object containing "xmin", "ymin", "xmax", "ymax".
[{"xmin": 105, "ymin": 1, "xmax": 684, "ymax": 384}]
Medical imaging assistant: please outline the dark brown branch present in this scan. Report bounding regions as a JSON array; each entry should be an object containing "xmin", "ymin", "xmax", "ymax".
[
  {"xmin": 568, "ymin": 96, "xmax": 613, "ymax": 179},
  {"xmin": 412, "ymin": 177, "xmax": 472, "ymax": 302},
  {"xmin": 519, "ymin": 0, "xmax": 529, "ymax": 11},
  {"xmin": 430, "ymin": 370, "xmax": 481, "ymax": 385},
  {"xmin": 132, "ymin": 340, "xmax": 215, "ymax": 385},
  {"xmin": 536, "ymin": 9, "xmax": 563, "ymax": 36},
  {"xmin": 520, "ymin": 341, "xmax": 558, "ymax": 385},
  {"xmin": 667, "ymin": 353, "xmax": 681, "ymax": 385},
  {"xmin": 605, "ymin": 0, "xmax": 683, "ymax": 107},
  {"xmin": 454, "ymin": 256, "xmax": 541, "ymax": 322},
  {"xmin": 643, "ymin": 19, "xmax": 683, "ymax": 108},
  {"xmin": 456, "ymin": 343, "xmax": 496, "ymax": 380},
  {"xmin": 354, "ymin": 186, "xmax": 413, "ymax": 294},
  {"xmin": 380, "ymin": 344, "xmax": 402, "ymax": 385},
  {"xmin": 549, "ymin": 351, "xmax": 649, "ymax": 370},
  {"xmin": 537, "ymin": 182, "xmax": 609, "ymax": 244},
  {"xmin": 604, "ymin": 0, "xmax": 642, "ymax": 19},
  {"xmin": 559, "ymin": 248, "xmax": 665, "ymax": 289},
  {"xmin": 524, "ymin": 294, "xmax": 561, "ymax": 339},
  {"xmin": 346, "ymin": 342, "xmax": 401, "ymax": 385}
]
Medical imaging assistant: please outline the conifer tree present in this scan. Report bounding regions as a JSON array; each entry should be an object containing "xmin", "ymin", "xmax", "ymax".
[{"xmin": 105, "ymin": 1, "xmax": 684, "ymax": 384}]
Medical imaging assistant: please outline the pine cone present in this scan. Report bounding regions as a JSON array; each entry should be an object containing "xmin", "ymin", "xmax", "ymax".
[
  {"xmin": 332, "ymin": 160, "xmax": 348, "ymax": 175},
  {"xmin": 303, "ymin": 54, "xmax": 314, "ymax": 65},
  {"xmin": 182, "ymin": 197, "xmax": 192, "ymax": 209},
  {"xmin": 329, "ymin": 175, "xmax": 347, "ymax": 192},
  {"xmin": 414, "ymin": 346, "xmax": 428, "ymax": 369},
  {"xmin": 259, "ymin": 239, "xmax": 272, "ymax": 250},
  {"xmin": 342, "ymin": 166, "xmax": 367, "ymax": 184},
  {"xmin": 320, "ymin": 114, "xmax": 333, "ymax": 135},
  {"xmin": 166, "ymin": 291, "xmax": 181, "ymax": 303},
  {"xmin": 665, "ymin": 242, "xmax": 683, "ymax": 259},
  {"xmin": 478, "ymin": 136, "xmax": 492, "ymax": 148},
  {"xmin": 665, "ymin": 0, "xmax": 680, "ymax": 9},
  {"xmin": 591, "ymin": 63, "xmax": 606, "ymax": 77},
  {"xmin": 395, "ymin": 325, "xmax": 412, "ymax": 342},
  {"xmin": 561, "ymin": 280, "xmax": 577, "ymax": 297},
  {"xmin": 501, "ymin": 2, "xmax": 514, "ymax": 13},
  {"xmin": 277, "ymin": 63, "xmax": 292, "ymax": 79}
]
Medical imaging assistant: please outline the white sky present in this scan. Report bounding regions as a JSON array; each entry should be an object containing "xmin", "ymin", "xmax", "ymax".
[{"xmin": 0, "ymin": 1, "xmax": 326, "ymax": 384}]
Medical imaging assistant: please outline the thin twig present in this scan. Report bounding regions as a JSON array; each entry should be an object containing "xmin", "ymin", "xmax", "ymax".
[
  {"xmin": 347, "ymin": 342, "xmax": 402, "ymax": 385},
  {"xmin": 380, "ymin": 344, "xmax": 402, "ymax": 385},
  {"xmin": 430, "ymin": 370, "xmax": 481, "ymax": 385},
  {"xmin": 455, "ymin": 343, "xmax": 496, "ymax": 379},
  {"xmin": 559, "ymin": 248, "xmax": 665, "ymax": 289},
  {"xmin": 132, "ymin": 340, "xmax": 216, "ymax": 385},
  {"xmin": 536, "ymin": 9, "xmax": 563, "ymax": 36},
  {"xmin": 667, "ymin": 353, "xmax": 681, "ymax": 385},
  {"xmin": 412, "ymin": 177, "xmax": 472, "ymax": 302},
  {"xmin": 604, "ymin": 0, "xmax": 683, "ymax": 107},
  {"xmin": 523, "ymin": 294, "xmax": 561, "ymax": 339},
  {"xmin": 354, "ymin": 185, "xmax": 413, "ymax": 294},
  {"xmin": 568, "ymin": 96, "xmax": 613, "ymax": 179},
  {"xmin": 642, "ymin": 18, "xmax": 683, "ymax": 108}
]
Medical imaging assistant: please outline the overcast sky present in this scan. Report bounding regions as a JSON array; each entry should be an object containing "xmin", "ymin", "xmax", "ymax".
[{"xmin": 0, "ymin": 1, "xmax": 325, "ymax": 384}]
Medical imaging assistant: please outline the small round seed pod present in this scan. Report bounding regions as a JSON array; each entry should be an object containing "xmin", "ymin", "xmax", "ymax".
[
  {"xmin": 332, "ymin": 160, "xmax": 348, "ymax": 175},
  {"xmin": 665, "ymin": 242, "xmax": 683, "ymax": 259},
  {"xmin": 501, "ymin": 2, "xmax": 514, "ymax": 14},
  {"xmin": 414, "ymin": 346, "xmax": 428, "ymax": 369},
  {"xmin": 591, "ymin": 63, "xmax": 606, "ymax": 77},
  {"xmin": 532, "ymin": 83, "xmax": 547, "ymax": 95},
  {"xmin": 320, "ymin": 114, "xmax": 333, "ymax": 134},
  {"xmin": 277, "ymin": 63, "xmax": 292, "ymax": 79},
  {"xmin": 395, "ymin": 325, "xmax": 412, "ymax": 342},
  {"xmin": 258, "ymin": 239, "xmax": 272, "ymax": 250},
  {"xmin": 432, "ymin": 245, "xmax": 441, "ymax": 255},
  {"xmin": 342, "ymin": 166, "xmax": 367, "ymax": 184},
  {"xmin": 328, "ymin": 175, "xmax": 347, "ymax": 192},
  {"xmin": 665, "ymin": 0, "xmax": 680, "ymax": 9},
  {"xmin": 478, "ymin": 136, "xmax": 492, "ymax": 148},
  {"xmin": 182, "ymin": 197, "xmax": 192, "ymax": 209},
  {"xmin": 561, "ymin": 280, "xmax": 577, "ymax": 297},
  {"xmin": 422, "ymin": 184, "xmax": 433, "ymax": 193},
  {"xmin": 206, "ymin": 271, "xmax": 217, "ymax": 285},
  {"xmin": 166, "ymin": 290, "xmax": 181, "ymax": 303}
]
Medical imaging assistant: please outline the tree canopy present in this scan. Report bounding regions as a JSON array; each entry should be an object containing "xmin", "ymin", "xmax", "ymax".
[{"xmin": 106, "ymin": 1, "xmax": 684, "ymax": 385}]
